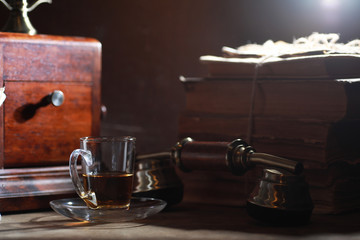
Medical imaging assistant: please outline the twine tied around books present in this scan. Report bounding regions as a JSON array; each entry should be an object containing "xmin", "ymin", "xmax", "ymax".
[
  {"xmin": 230, "ymin": 32, "xmax": 360, "ymax": 144},
  {"xmin": 246, "ymin": 57, "xmax": 269, "ymax": 144}
]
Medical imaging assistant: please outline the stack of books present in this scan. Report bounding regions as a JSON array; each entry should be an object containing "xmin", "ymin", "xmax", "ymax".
[{"xmin": 178, "ymin": 49, "xmax": 360, "ymax": 213}]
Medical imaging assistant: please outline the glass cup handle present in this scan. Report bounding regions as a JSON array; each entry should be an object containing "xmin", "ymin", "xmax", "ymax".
[{"xmin": 69, "ymin": 149, "xmax": 93, "ymax": 199}]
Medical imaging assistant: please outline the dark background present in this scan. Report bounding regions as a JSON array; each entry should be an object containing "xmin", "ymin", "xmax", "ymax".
[{"xmin": 1, "ymin": 0, "xmax": 359, "ymax": 154}]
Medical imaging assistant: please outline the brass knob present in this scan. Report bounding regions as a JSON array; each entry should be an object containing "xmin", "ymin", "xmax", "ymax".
[{"xmin": 49, "ymin": 90, "xmax": 64, "ymax": 107}]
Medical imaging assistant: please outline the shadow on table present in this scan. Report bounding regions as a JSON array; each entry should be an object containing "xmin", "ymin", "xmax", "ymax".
[
  {"xmin": 139, "ymin": 202, "xmax": 360, "ymax": 236},
  {"xmin": 2, "ymin": 203, "xmax": 359, "ymax": 237},
  {"xmin": 0, "ymin": 212, "xmax": 144, "ymax": 235}
]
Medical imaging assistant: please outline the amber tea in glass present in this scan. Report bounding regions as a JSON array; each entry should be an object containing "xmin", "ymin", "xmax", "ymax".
[
  {"xmin": 70, "ymin": 136, "xmax": 136, "ymax": 209},
  {"xmin": 82, "ymin": 172, "xmax": 134, "ymax": 209}
]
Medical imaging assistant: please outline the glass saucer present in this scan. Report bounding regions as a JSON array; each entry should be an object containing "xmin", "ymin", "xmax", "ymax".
[{"xmin": 50, "ymin": 197, "xmax": 167, "ymax": 223}]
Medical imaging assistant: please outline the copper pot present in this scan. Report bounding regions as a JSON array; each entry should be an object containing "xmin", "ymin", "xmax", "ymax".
[
  {"xmin": 247, "ymin": 168, "xmax": 313, "ymax": 225},
  {"xmin": 133, "ymin": 154, "xmax": 183, "ymax": 207}
]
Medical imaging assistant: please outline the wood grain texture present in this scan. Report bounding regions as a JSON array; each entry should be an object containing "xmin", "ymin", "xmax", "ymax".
[
  {"xmin": 183, "ymin": 78, "xmax": 360, "ymax": 121},
  {"xmin": 0, "ymin": 166, "xmax": 76, "ymax": 212},
  {"xmin": 4, "ymin": 82, "xmax": 93, "ymax": 167},
  {"xmin": 0, "ymin": 43, "xmax": 3, "ymax": 166},
  {"xmin": 0, "ymin": 33, "xmax": 100, "ymax": 82},
  {"xmin": 90, "ymin": 42, "xmax": 102, "ymax": 136},
  {"xmin": 0, "ymin": 32, "xmax": 101, "ymax": 167},
  {"xmin": 0, "ymin": 32, "xmax": 101, "ymax": 211}
]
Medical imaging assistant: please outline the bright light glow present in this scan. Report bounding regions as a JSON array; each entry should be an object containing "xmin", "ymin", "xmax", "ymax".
[{"xmin": 322, "ymin": 0, "xmax": 340, "ymax": 9}]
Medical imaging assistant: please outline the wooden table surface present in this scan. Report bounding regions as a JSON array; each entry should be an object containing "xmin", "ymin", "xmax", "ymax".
[{"xmin": 1, "ymin": 202, "xmax": 360, "ymax": 240}]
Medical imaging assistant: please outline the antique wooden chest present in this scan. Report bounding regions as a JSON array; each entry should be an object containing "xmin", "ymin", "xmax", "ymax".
[{"xmin": 0, "ymin": 32, "xmax": 101, "ymax": 212}]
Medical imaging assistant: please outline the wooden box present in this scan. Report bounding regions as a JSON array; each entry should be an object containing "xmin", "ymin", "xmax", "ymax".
[{"xmin": 0, "ymin": 32, "xmax": 101, "ymax": 212}]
